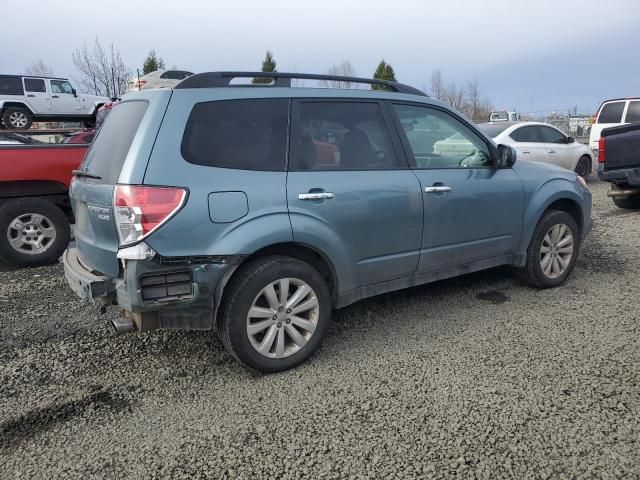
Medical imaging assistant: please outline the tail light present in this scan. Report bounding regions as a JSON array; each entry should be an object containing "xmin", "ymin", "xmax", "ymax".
[
  {"xmin": 134, "ymin": 80, "xmax": 147, "ymax": 90},
  {"xmin": 114, "ymin": 185, "xmax": 187, "ymax": 246},
  {"xmin": 598, "ymin": 137, "xmax": 606, "ymax": 163}
]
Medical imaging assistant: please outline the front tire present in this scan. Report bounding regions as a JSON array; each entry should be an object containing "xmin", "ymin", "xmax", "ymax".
[
  {"xmin": 217, "ymin": 256, "xmax": 331, "ymax": 372},
  {"xmin": 2, "ymin": 108, "xmax": 33, "ymax": 130},
  {"xmin": 514, "ymin": 210, "xmax": 580, "ymax": 288},
  {"xmin": 612, "ymin": 195, "xmax": 640, "ymax": 210},
  {"xmin": 574, "ymin": 155, "xmax": 591, "ymax": 181},
  {"xmin": 0, "ymin": 198, "xmax": 70, "ymax": 267}
]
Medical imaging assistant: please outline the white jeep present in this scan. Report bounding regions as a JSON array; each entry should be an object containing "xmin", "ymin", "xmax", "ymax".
[{"xmin": 0, "ymin": 75, "xmax": 110, "ymax": 130}]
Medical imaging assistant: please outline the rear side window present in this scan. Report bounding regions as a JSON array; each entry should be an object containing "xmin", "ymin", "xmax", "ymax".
[
  {"xmin": 0, "ymin": 76, "xmax": 23, "ymax": 95},
  {"xmin": 597, "ymin": 102, "xmax": 625, "ymax": 123},
  {"xmin": 81, "ymin": 101, "xmax": 148, "ymax": 183},
  {"xmin": 625, "ymin": 101, "xmax": 640, "ymax": 123},
  {"xmin": 24, "ymin": 78, "xmax": 46, "ymax": 93},
  {"xmin": 181, "ymin": 99, "xmax": 289, "ymax": 171},
  {"xmin": 510, "ymin": 126, "xmax": 540, "ymax": 142}
]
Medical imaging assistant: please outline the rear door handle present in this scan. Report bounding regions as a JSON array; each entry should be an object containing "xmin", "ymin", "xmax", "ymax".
[
  {"xmin": 424, "ymin": 186, "xmax": 452, "ymax": 193},
  {"xmin": 52, "ymin": 95, "xmax": 59, "ymax": 98},
  {"xmin": 522, "ymin": 151, "xmax": 530, "ymax": 154},
  {"xmin": 548, "ymin": 150, "xmax": 556, "ymax": 154},
  {"xmin": 298, "ymin": 192, "xmax": 335, "ymax": 200}
]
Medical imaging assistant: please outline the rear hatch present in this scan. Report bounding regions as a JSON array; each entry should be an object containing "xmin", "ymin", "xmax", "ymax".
[
  {"xmin": 71, "ymin": 93, "xmax": 170, "ymax": 276},
  {"xmin": 602, "ymin": 124, "xmax": 640, "ymax": 171}
]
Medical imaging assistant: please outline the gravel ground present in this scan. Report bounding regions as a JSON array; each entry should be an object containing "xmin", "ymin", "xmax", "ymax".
[{"xmin": 1, "ymin": 180, "xmax": 639, "ymax": 479}]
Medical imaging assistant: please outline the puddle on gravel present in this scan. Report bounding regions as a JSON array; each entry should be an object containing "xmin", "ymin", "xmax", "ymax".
[
  {"xmin": 476, "ymin": 290, "xmax": 510, "ymax": 304},
  {"xmin": 0, "ymin": 389, "xmax": 130, "ymax": 449}
]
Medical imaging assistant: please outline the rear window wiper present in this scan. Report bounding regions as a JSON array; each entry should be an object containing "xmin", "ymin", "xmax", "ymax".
[{"xmin": 72, "ymin": 170, "xmax": 102, "ymax": 180}]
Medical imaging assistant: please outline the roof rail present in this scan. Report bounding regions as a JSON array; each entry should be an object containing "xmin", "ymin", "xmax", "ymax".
[{"xmin": 174, "ymin": 71, "xmax": 427, "ymax": 96}]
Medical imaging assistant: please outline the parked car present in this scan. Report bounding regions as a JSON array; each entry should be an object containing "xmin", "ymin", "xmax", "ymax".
[
  {"xmin": 126, "ymin": 70, "xmax": 194, "ymax": 92},
  {"xmin": 0, "ymin": 142, "xmax": 89, "ymax": 266},
  {"xmin": 597, "ymin": 123, "xmax": 640, "ymax": 209},
  {"xmin": 490, "ymin": 110, "xmax": 520, "ymax": 122},
  {"xmin": 589, "ymin": 98, "xmax": 640, "ymax": 159},
  {"xmin": 0, "ymin": 75, "xmax": 109, "ymax": 130},
  {"xmin": 477, "ymin": 122, "xmax": 594, "ymax": 180},
  {"xmin": 63, "ymin": 71, "xmax": 592, "ymax": 372}
]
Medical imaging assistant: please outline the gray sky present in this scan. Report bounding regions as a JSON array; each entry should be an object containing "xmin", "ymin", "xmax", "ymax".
[{"xmin": 2, "ymin": 0, "xmax": 639, "ymax": 114}]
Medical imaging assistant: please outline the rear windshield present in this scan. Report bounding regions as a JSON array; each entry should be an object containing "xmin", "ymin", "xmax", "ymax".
[
  {"xmin": 477, "ymin": 123, "xmax": 511, "ymax": 138},
  {"xmin": 81, "ymin": 101, "xmax": 148, "ymax": 183},
  {"xmin": 597, "ymin": 102, "xmax": 625, "ymax": 124}
]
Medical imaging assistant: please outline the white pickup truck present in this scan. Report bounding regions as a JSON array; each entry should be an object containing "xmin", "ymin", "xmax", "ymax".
[{"xmin": 0, "ymin": 75, "xmax": 109, "ymax": 130}]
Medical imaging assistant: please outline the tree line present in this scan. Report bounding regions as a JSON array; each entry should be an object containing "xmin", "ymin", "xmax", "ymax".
[{"xmin": 24, "ymin": 45, "xmax": 494, "ymax": 121}]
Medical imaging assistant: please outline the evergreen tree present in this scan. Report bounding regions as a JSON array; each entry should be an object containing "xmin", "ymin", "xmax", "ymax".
[
  {"xmin": 253, "ymin": 51, "xmax": 277, "ymax": 84},
  {"xmin": 142, "ymin": 50, "xmax": 165, "ymax": 75},
  {"xmin": 372, "ymin": 60, "xmax": 397, "ymax": 90}
]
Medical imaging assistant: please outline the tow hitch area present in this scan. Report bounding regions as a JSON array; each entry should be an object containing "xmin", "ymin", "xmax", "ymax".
[{"xmin": 111, "ymin": 317, "xmax": 135, "ymax": 333}]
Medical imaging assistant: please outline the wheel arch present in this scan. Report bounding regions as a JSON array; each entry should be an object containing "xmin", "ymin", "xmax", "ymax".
[{"xmin": 0, "ymin": 101, "xmax": 35, "ymax": 114}]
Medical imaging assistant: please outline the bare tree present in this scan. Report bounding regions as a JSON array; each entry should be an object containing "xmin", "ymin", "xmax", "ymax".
[
  {"xmin": 466, "ymin": 78, "xmax": 481, "ymax": 121},
  {"xmin": 25, "ymin": 60, "xmax": 54, "ymax": 77},
  {"xmin": 444, "ymin": 81, "xmax": 466, "ymax": 111},
  {"xmin": 322, "ymin": 61, "xmax": 357, "ymax": 88},
  {"xmin": 430, "ymin": 69, "xmax": 445, "ymax": 100},
  {"xmin": 72, "ymin": 38, "xmax": 131, "ymax": 97}
]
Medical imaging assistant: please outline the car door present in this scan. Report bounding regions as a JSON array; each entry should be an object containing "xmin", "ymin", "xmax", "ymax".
[
  {"xmin": 390, "ymin": 103, "xmax": 524, "ymax": 273},
  {"xmin": 49, "ymin": 79, "xmax": 80, "ymax": 115},
  {"xmin": 538, "ymin": 125, "xmax": 574, "ymax": 170},
  {"xmin": 287, "ymin": 99, "xmax": 423, "ymax": 293},
  {"xmin": 22, "ymin": 78, "xmax": 50, "ymax": 113},
  {"xmin": 509, "ymin": 125, "xmax": 549, "ymax": 163}
]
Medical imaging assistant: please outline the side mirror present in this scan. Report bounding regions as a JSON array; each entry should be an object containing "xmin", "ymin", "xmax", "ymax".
[
  {"xmin": 72, "ymin": 88, "xmax": 77, "ymax": 97},
  {"xmin": 567, "ymin": 136, "xmax": 575, "ymax": 143},
  {"xmin": 496, "ymin": 144, "xmax": 516, "ymax": 168}
]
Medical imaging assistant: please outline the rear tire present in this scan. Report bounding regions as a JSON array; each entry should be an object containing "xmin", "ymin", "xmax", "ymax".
[
  {"xmin": 612, "ymin": 195, "xmax": 640, "ymax": 210},
  {"xmin": 574, "ymin": 155, "xmax": 591, "ymax": 181},
  {"xmin": 2, "ymin": 107, "xmax": 33, "ymax": 130},
  {"xmin": 514, "ymin": 210, "xmax": 580, "ymax": 288},
  {"xmin": 0, "ymin": 198, "xmax": 70, "ymax": 267},
  {"xmin": 216, "ymin": 255, "xmax": 331, "ymax": 372}
]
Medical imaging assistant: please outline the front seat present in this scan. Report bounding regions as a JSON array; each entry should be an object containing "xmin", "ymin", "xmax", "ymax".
[{"xmin": 340, "ymin": 129, "xmax": 373, "ymax": 169}]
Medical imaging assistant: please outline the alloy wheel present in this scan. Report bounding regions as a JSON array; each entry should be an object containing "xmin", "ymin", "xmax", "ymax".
[
  {"xmin": 9, "ymin": 112, "xmax": 28, "ymax": 129},
  {"xmin": 540, "ymin": 223, "xmax": 574, "ymax": 279},
  {"xmin": 246, "ymin": 278, "xmax": 320, "ymax": 359},
  {"xmin": 7, "ymin": 213, "xmax": 57, "ymax": 255}
]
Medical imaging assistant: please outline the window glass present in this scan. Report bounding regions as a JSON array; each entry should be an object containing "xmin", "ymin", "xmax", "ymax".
[
  {"xmin": 597, "ymin": 102, "xmax": 625, "ymax": 123},
  {"xmin": 538, "ymin": 126, "xmax": 566, "ymax": 144},
  {"xmin": 0, "ymin": 76, "xmax": 23, "ymax": 95},
  {"xmin": 510, "ymin": 126, "xmax": 540, "ymax": 142},
  {"xmin": 81, "ymin": 101, "xmax": 148, "ymax": 183},
  {"xmin": 625, "ymin": 101, "xmax": 640, "ymax": 123},
  {"xmin": 50, "ymin": 80, "xmax": 74, "ymax": 94},
  {"xmin": 477, "ymin": 123, "xmax": 511, "ymax": 138},
  {"xmin": 393, "ymin": 104, "xmax": 492, "ymax": 169},
  {"xmin": 24, "ymin": 78, "xmax": 46, "ymax": 93},
  {"xmin": 182, "ymin": 99, "xmax": 289, "ymax": 171},
  {"xmin": 294, "ymin": 102, "xmax": 397, "ymax": 170}
]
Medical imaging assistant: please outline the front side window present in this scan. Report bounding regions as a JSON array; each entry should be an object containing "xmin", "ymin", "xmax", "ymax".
[
  {"xmin": 50, "ymin": 80, "xmax": 74, "ymax": 94},
  {"xmin": 393, "ymin": 104, "xmax": 492, "ymax": 169},
  {"xmin": 293, "ymin": 102, "xmax": 398, "ymax": 170},
  {"xmin": 24, "ymin": 78, "xmax": 46, "ymax": 93},
  {"xmin": 625, "ymin": 101, "xmax": 640, "ymax": 123},
  {"xmin": 597, "ymin": 102, "xmax": 625, "ymax": 124},
  {"xmin": 510, "ymin": 126, "xmax": 540, "ymax": 142},
  {"xmin": 538, "ymin": 126, "xmax": 566, "ymax": 144},
  {"xmin": 182, "ymin": 99, "xmax": 289, "ymax": 171}
]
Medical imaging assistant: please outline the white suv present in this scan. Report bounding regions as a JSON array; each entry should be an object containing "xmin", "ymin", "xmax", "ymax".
[
  {"xmin": 0, "ymin": 75, "xmax": 110, "ymax": 130},
  {"xmin": 126, "ymin": 69, "xmax": 193, "ymax": 93},
  {"xmin": 589, "ymin": 97, "xmax": 640, "ymax": 158}
]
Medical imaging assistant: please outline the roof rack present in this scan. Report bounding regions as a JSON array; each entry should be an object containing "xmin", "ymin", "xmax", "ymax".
[{"xmin": 175, "ymin": 71, "xmax": 427, "ymax": 96}]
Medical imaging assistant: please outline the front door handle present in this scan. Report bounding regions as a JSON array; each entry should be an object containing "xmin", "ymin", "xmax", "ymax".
[
  {"xmin": 52, "ymin": 95, "xmax": 59, "ymax": 98},
  {"xmin": 522, "ymin": 151, "xmax": 530, "ymax": 154},
  {"xmin": 298, "ymin": 192, "xmax": 335, "ymax": 200},
  {"xmin": 424, "ymin": 186, "xmax": 452, "ymax": 193},
  {"xmin": 548, "ymin": 150, "xmax": 556, "ymax": 154},
  {"xmin": 27, "ymin": 94, "xmax": 35, "ymax": 97}
]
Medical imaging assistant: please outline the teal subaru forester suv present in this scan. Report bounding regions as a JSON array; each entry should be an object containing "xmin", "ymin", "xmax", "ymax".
[{"xmin": 64, "ymin": 72, "xmax": 592, "ymax": 372}]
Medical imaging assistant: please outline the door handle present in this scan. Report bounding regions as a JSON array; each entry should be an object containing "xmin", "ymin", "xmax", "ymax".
[
  {"xmin": 424, "ymin": 186, "xmax": 452, "ymax": 193},
  {"xmin": 298, "ymin": 192, "xmax": 335, "ymax": 200},
  {"xmin": 548, "ymin": 150, "xmax": 556, "ymax": 154},
  {"xmin": 27, "ymin": 94, "xmax": 35, "ymax": 97},
  {"xmin": 522, "ymin": 151, "xmax": 530, "ymax": 154},
  {"xmin": 52, "ymin": 95, "xmax": 59, "ymax": 98}
]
